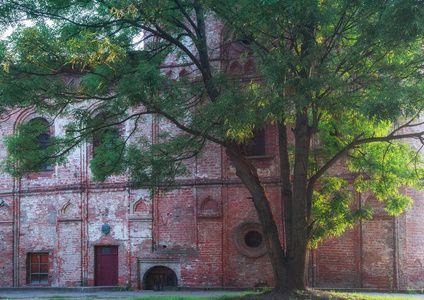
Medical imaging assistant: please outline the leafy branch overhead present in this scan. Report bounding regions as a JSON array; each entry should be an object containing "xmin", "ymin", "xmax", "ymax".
[{"xmin": 2, "ymin": 0, "xmax": 424, "ymax": 292}]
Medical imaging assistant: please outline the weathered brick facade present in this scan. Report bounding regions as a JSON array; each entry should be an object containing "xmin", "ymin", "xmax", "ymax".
[{"xmin": 1, "ymin": 18, "xmax": 424, "ymax": 290}]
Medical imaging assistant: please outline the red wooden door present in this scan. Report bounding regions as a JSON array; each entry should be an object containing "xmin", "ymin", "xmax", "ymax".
[{"xmin": 95, "ymin": 246, "xmax": 118, "ymax": 286}]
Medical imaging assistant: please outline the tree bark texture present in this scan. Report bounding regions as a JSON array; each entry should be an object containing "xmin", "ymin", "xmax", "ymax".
[{"xmin": 227, "ymin": 124, "xmax": 311, "ymax": 292}]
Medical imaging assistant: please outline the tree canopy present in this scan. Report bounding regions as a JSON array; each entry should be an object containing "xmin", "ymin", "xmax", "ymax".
[{"xmin": 2, "ymin": 0, "xmax": 424, "ymax": 293}]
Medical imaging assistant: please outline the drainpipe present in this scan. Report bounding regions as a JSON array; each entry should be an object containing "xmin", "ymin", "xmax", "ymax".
[
  {"xmin": 13, "ymin": 176, "xmax": 21, "ymax": 286},
  {"xmin": 393, "ymin": 215, "xmax": 398, "ymax": 290}
]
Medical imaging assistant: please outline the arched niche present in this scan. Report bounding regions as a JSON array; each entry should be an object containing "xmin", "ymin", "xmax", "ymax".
[
  {"xmin": 143, "ymin": 266, "xmax": 178, "ymax": 291},
  {"xmin": 61, "ymin": 200, "xmax": 78, "ymax": 216},
  {"xmin": 229, "ymin": 61, "xmax": 243, "ymax": 74},
  {"xmin": 131, "ymin": 197, "xmax": 152, "ymax": 216},
  {"xmin": 197, "ymin": 196, "xmax": 222, "ymax": 218},
  {"xmin": 244, "ymin": 60, "xmax": 256, "ymax": 75},
  {"xmin": 179, "ymin": 69, "xmax": 190, "ymax": 78},
  {"xmin": 138, "ymin": 259, "xmax": 181, "ymax": 291}
]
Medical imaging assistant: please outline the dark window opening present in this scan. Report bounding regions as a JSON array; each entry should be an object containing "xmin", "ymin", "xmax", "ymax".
[
  {"xmin": 93, "ymin": 127, "xmax": 120, "ymax": 156},
  {"xmin": 28, "ymin": 253, "xmax": 49, "ymax": 284},
  {"xmin": 240, "ymin": 130, "xmax": 265, "ymax": 156},
  {"xmin": 37, "ymin": 133, "xmax": 51, "ymax": 170},
  {"xmin": 144, "ymin": 266, "xmax": 178, "ymax": 291},
  {"xmin": 244, "ymin": 230, "xmax": 263, "ymax": 248},
  {"xmin": 28, "ymin": 118, "xmax": 52, "ymax": 171},
  {"xmin": 92, "ymin": 114, "xmax": 122, "ymax": 159}
]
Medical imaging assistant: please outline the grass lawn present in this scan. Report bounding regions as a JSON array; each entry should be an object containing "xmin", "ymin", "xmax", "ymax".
[
  {"xmin": 7, "ymin": 289, "xmax": 422, "ymax": 300},
  {"xmin": 125, "ymin": 290, "xmax": 423, "ymax": 300}
]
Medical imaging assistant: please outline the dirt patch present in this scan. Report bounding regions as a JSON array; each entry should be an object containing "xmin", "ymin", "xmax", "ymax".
[{"xmin": 228, "ymin": 289, "xmax": 357, "ymax": 300}]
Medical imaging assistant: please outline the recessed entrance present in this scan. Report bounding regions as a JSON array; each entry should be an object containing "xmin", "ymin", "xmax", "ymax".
[
  {"xmin": 144, "ymin": 266, "xmax": 178, "ymax": 291},
  {"xmin": 95, "ymin": 246, "xmax": 118, "ymax": 286}
]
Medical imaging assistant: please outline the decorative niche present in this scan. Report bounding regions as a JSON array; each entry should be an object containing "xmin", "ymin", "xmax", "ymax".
[
  {"xmin": 130, "ymin": 197, "xmax": 152, "ymax": 220},
  {"xmin": 197, "ymin": 196, "xmax": 222, "ymax": 219},
  {"xmin": 58, "ymin": 200, "xmax": 81, "ymax": 222}
]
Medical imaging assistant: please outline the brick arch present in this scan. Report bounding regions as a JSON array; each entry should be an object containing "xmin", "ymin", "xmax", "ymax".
[
  {"xmin": 200, "ymin": 196, "xmax": 218, "ymax": 212},
  {"xmin": 142, "ymin": 266, "xmax": 178, "ymax": 291},
  {"xmin": 85, "ymin": 101, "xmax": 104, "ymax": 119},
  {"xmin": 61, "ymin": 200, "xmax": 77, "ymax": 216},
  {"xmin": 12, "ymin": 111, "xmax": 55, "ymax": 172},
  {"xmin": 138, "ymin": 259, "xmax": 181, "ymax": 290},
  {"xmin": 0, "ymin": 198, "xmax": 12, "ymax": 219},
  {"xmin": 165, "ymin": 70, "xmax": 174, "ymax": 79},
  {"xmin": 133, "ymin": 198, "xmax": 147, "ymax": 214},
  {"xmin": 14, "ymin": 108, "xmax": 53, "ymax": 134},
  {"xmin": 233, "ymin": 220, "xmax": 267, "ymax": 258},
  {"xmin": 178, "ymin": 69, "xmax": 189, "ymax": 78},
  {"xmin": 244, "ymin": 60, "xmax": 256, "ymax": 75},
  {"xmin": 229, "ymin": 61, "xmax": 243, "ymax": 74}
]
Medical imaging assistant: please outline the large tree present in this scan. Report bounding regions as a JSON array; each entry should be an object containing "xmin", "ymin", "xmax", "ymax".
[{"xmin": 2, "ymin": 0, "xmax": 424, "ymax": 293}]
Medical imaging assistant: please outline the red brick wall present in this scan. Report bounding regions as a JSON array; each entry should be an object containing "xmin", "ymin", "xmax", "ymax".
[
  {"xmin": 1, "ymin": 17, "xmax": 424, "ymax": 291},
  {"xmin": 0, "ymin": 223, "xmax": 14, "ymax": 286},
  {"xmin": 404, "ymin": 187, "xmax": 424, "ymax": 289}
]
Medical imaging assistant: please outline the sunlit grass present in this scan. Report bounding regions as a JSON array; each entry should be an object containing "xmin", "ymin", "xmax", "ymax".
[{"xmin": 128, "ymin": 295, "xmax": 246, "ymax": 300}]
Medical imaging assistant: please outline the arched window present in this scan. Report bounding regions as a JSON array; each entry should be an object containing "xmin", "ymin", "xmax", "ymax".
[
  {"xmin": 29, "ymin": 118, "xmax": 52, "ymax": 170},
  {"xmin": 91, "ymin": 113, "xmax": 121, "ymax": 157},
  {"xmin": 90, "ymin": 113, "xmax": 124, "ymax": 179},
  {"xmin": 92, "ymin": 127, "xmax": 120, "ymax": 157}
]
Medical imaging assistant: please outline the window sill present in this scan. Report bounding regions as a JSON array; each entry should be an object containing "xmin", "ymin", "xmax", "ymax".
[
  {"xmin": 26, "ymin": 169, "xmax": 53, "ymax": 179},
  {"xmin": 245, "ymin": 154, "xmax": 274, "ymax": 160}
]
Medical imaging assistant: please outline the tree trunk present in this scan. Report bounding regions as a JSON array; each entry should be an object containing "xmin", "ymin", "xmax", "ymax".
[
  {"xmin": 226, "ymin": 149, "xmax": 288, "ymax": 291},
  {"xmin": 287, "ymin": 111, "xmax": 312, "ymax": 290},
  {"xmin": 225, "ymin": 112, "xmax": 312, "ymax": 292},
  {"xmin": 227, "ymin": 145, "xmax": 311, "ymax": 293}
]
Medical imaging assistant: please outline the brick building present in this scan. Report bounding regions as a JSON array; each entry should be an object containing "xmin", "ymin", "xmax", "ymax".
[
  {"xmin": 1, "ymin": 18, "xmax": 424, "ymax": 291},
  {"xmin": 1, "ymin": 107, "xmax": 424, "ymax": 290}
]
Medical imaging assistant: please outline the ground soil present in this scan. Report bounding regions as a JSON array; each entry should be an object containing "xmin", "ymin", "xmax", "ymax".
[{"xmin": 230, "ymin": 289, "xmax": 354, "ymax": 300}]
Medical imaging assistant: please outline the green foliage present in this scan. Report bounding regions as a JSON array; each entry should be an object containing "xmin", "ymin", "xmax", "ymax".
[
  {"xmin": 2, "ymin": 0, "xmax": 424, "ymax": 263},
  {"xmin": 90, "ymin": 127, "xmax": 125, "ymax": 182},
  {"xmin": 121, "ymin": 134, "xmax": 202, "ymax": 190},
  {"xmin": 4, "ymin": 119, "xmax": 67, "ymax": 176},
  {"xmin": 348, "ymin": 140, "xmax": 424, "ymax": 215},
  {"xmin": 310, "ymin": 176, "xmax": 372, "ymax": 247}
]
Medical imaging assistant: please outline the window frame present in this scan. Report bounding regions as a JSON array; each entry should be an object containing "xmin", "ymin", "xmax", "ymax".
[{"xmin": 27, "ymin": 253, "xmax": 49, "ymax": 284}]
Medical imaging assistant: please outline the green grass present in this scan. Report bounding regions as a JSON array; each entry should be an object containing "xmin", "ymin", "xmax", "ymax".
[
  {"xmin": 2, "ymin": 291, "xmax": 422, "ymax": 300},
  {"xmin": 41, "ymin": 293, "xmax": 424, "ymax": 300},
  {"xmin": 319, "ymin": 292, "xmax": 421, "ymax": 300},
  {"xmin": 127, "ymin": 296, "xmax": 245, "ymax": 300}
]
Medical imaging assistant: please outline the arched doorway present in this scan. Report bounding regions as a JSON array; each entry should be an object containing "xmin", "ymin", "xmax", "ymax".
[{"xmin": 143, "ymin": 266, "xmax": 178, "ymax": 291}]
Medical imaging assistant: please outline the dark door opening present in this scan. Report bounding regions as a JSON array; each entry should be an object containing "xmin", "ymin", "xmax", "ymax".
[
  {"xmin": 144, "ymin": 266, "xmax": 178, "ymax": 291},
  {"xmin": 95, "ymin": 246, "xmax": 118, "ymax": 286}
]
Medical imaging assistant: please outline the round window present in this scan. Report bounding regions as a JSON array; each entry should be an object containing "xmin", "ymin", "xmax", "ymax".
[
  {"xmin": 244, "ymin": 230, "xmax": 263, "ymax": 248},
  {"xmin": 234, "ymin": 221, "xmax": 267, "ymax": 258}
]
